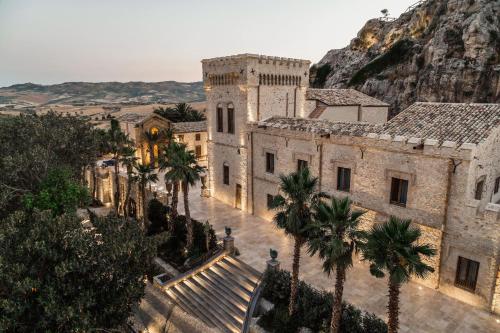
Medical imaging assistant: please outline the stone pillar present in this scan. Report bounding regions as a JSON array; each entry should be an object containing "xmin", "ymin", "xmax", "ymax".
[
  {"xmin": 266, "ymin": 249, "xmax": 280, "ymax": 272},
  {"xmin": 223, "ymin": 226, "xmax": 235, "ymax": 255}
]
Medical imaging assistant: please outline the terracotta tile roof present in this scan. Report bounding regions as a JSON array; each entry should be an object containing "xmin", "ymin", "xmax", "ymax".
[
  {"xmin": 172, "ymin": 121, "xmax": 207, "ymax": 133},
  {"xmin": 258, "ymin": 103, "xmax": 500, "ymax": 146},
  {"xmin": 379, "ymin": 103, "xmax": 500, "ymax": 145},
  {"xmin": 306, "ymin": 88, "xmax": 389, "ymax": 107}
]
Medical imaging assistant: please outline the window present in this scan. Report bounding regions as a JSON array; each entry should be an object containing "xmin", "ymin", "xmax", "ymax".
[
  {"xmin": 474, "ymin": 180, "xmax": 484, "ymax": 200},
  {"xmin": 195, "ymin": 133, "xmax": 201, "ymax": 141},
  {"xmin": 266, "ymin": 152, "xmax": 275, "ymax": 174},
  {"xmin": 267, "ymin": 194, "xmax": 274, "ymax": 210},
  {"xmin": 150, "ymin": 127, "xmax": 159, "ymax": 136},
  {"xmin": 455, "ymin": 256, "xmax": 479, "ymax": 292},
  {"xmin": 195, "ymin": 145, "xmax": 202, "ymax": 158},
  {"xmin": 177, "ymin": 135, "xmax": 184, "ymax": 142},
  {"xmin": 297, "ymin": 159, "xmax": 308, "ymax": 171},
  {"xmin": 390, "ymin": 177, "xmax": 408, "ymax": 207},
  {"xmin": 337, "ymin": 167, "xmax": 351, "ymax": 192},
  {"xmin": 223, "ymin": 164, "xmax": 229, "ymax": 185},
  {"xmin": 217, "ymin": 106, "xmax": 223, "ymax": 132},
  {"xmin": 227, "ymin": 106, "xmax": 235, "ymax": 134},
  {"xmin": 494, "ymin": 177, "xmax": 500, "ymax": 194}
]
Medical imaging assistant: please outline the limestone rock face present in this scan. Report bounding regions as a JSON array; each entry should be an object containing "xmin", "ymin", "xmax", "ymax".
[{"xmin": 314, "ymin": 0, "xmax": 500, "ymax": 116}]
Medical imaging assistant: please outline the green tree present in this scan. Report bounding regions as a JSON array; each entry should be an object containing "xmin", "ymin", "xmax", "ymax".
[
  {"xmin": 159, "ymin": 142, "xmax": 182, "ymax": 217},
  {"xmin": 23, "ymin": 168, "xmax": 90, "ymax": 216},
  {"xmin": 119, "ymin": 146, "xmax": 139, "ymax": 217},
  {"xmin": 161, "ymin": 142, "xmax": 204, "ymax": 249},
  {"xmin": 362, "ymin": 217, "xmax": 436, "ymax": 333},
  {"xmin": 106, "ymin": 119, "xmax": 132, "ymax": 215},
  {"xmin": 90, "ymin": 128, "xmax": 108, "ymax": 201},
  {"xmin": 0, "ymin": 210, "xmax": 163, "ymax": 332},
  {"xmin": 154, "ymin": 103, "xmax": 205, "ymax": 122},
  {"xmin": 270, "ymin": 167, "xmax": 319, "ymax": 316},
  {"xmin": 0, "ymin": 112, "xmax": 98, "ymax": 217},
  {"xmin": 307, "ymin": 197, "xmax": 366, "ymax": 333},
  {"xmin": 134, "ymin": 162, "xmax": 158, "ymax": 227}
]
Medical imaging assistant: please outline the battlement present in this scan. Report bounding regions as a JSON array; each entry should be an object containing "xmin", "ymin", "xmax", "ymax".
[{"xmin": 202, "ymin": 53, "xmax": 310, "ymax": 67}]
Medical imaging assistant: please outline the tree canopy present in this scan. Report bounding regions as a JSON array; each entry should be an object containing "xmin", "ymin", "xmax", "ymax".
[{"xmin": 153, "ymin": 103, "xmax": 205, "ymax": 122}]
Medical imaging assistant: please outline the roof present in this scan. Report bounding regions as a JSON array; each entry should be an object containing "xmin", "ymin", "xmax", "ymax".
[
  {"xmin": 379, "ymin": 103, "xmax": 500, "ymax": 145},
  {"xmin": 306, "ymin": 88, "xmax": 389, "ymax": 107},
  {"xmin": 258, "ymin": 103, "xmax": 500, "ymax": 146},
  {"xmin": 172, "ymin": 121, "xmax": 207, "ymax": 133}
]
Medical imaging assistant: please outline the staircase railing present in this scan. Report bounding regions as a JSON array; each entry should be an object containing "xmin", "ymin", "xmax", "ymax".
[{"xmin": 242, "ymin": 276, "xmax": 263, "ymax": 333}]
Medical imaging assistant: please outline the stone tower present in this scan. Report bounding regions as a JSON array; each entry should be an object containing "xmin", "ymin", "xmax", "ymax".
[{"xmin": 202, "ymin": 54, "xmax": 311, "ymax": 211}]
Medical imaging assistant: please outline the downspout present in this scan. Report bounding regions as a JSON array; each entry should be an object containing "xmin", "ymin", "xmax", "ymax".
[
  {"xmin": 436, "ymin": 158, "xmax": 455, "ymax": 289},
  {"xmin": 251, "ymin": 131, "xmax": 255, "ymax": 215}
]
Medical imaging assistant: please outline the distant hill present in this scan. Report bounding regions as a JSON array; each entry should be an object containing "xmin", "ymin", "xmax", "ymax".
[
  {"xmin": 312, "ymin": 0, "xmax": 500, "ymax": 116},
  {"xmin": 0, "ymin": 81, "xmax": 205, "ymax": 110}
]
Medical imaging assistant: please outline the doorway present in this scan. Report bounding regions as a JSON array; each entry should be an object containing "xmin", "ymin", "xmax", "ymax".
[{"xmin": 235, "ymin": 184, "xmax": 242, "ymax": 209}]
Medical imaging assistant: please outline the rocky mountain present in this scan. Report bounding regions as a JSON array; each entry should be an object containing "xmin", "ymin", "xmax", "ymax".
[
  {"xmin": 0, "ymin": 81, "xmax": 205, "ymax": 110},
  {"xmin": 311, "ymin": 0, "xmax": 500, "ymax": 116}
]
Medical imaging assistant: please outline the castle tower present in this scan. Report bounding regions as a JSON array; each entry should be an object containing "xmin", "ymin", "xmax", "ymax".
[{"xmin": 202, "ymin": 54, "xmax": 310, "ymax": 211}]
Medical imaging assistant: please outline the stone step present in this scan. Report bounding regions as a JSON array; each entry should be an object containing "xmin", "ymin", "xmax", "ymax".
[
  {"xmin": 190, "ymin": 275, "xmax": 247, "ymax": 318},
  {"xmin": 218, "ymin": 258, "xmax": 260, "ymax": 285},
  {"xmin": 204, "ymin": 267, "xmax": 253, "ymax": 301},
  {"xmin": 169, "ymin": 284, "xmax": 238, "ymax": 333},
  {"xmin": 181, "ymin": 279, "xmax": 244, "ymax": 329},
  {"xmin": 224, "ymin": 256, "xmax": 262, "ymax": 280},
  {"xmin": 210, "ymin": 263, "xmax": 257, "ymax": 293},
  {"xmin": 198, "ymin": 270, "xmax": 250, "ymax": 304}
]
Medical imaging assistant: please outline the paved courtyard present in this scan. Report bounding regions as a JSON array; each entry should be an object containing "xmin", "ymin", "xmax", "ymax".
[{"xmin": 175, "ymin": 183, "xmax": 500, "ymax": 333}]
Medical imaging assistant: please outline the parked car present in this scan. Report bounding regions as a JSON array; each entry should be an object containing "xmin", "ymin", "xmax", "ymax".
[{"xmin": 101, "ymin": 160, "xmax": 115, "ymax": 168}]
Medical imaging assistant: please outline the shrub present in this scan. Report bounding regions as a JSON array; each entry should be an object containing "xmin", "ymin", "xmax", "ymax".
[
  {"xmin": 260, "ymin": 269, "xmax": 387, "ymax": 333},
  {"xmin": 349, "ymin": 39, "xmax": 415, "ymax": 86},
  {"xmin": 147, "ymin": 198, "xmax": 168, "ymax": 235}
]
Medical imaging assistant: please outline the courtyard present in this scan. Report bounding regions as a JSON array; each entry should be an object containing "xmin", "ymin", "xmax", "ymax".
[{"xmin": 172, "ymin": 182, "xmax": 500, "ymax": 333}]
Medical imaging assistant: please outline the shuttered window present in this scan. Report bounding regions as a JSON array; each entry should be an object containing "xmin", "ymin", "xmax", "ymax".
[
  {"xmin": 455, "ymin": 256, "xmax": 479, "ymax": 292},
  {"xmin": 390, "ymin": 178, "xmax": 408, "ymax": 207},
  {"xmin": 266, "ymin": 152, "xmax": 275, "ymax": 174},
  {"xmin": 337, "ymin": 167, "xmax": 351, "ymax": 192},
  {"xmin": 297, "ymin": 159, "xmax": 308, "ymax": 171}
]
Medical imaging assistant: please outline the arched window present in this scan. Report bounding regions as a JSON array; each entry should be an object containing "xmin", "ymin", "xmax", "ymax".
[
  {"xmin": 475, "ymin": 177, "xmax": 486, "ymax": 200},
  {"xmin": 216, "ymin": 103, "xmax": 223, "ymax": 132},
  {"xmin": 259, "ymin": 74, "xmax": 262, "ymax": 85},
  {"xmin": 266, "ymin": 74, "xmax": 270, "ymax": 85},
  {"xmin": 227, "ymin": 103, "xmax": 235, "ymax": 134}
]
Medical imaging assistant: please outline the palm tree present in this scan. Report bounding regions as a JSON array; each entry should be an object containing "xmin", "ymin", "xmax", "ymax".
[
  {"xmin": 307, "ymin": 197, "xmax": 366, "ymax": 333},
  {"xmin": 159, "ymin": 142, "xmax": 181, "ymax": 217},
  {"xmin": 362, "ymin": 217, "xmax": 436, "ymax": 333},
  {"xmin": 107, "ymin": 119, "xmax": 131, "ymax": 215},
  {"xmin": 144, "ymin": 130, "xmax": 160, "ymax": 167},
  {"xmin": 119, "ymin": 146, "xmax": 138, "ymax": 217},
  {"xmin": 270, "ymin": 167, "xmax": 319, "ymax": 316},
  {"xmin": 162, "ymin": 142, "xmax": 205, "ymax": 249},
  {"xmin": 134, "ymin": 162, "xmax": 158, "ymax": 228}
]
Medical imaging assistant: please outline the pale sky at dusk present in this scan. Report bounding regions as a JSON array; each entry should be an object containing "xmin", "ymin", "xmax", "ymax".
[{"xmin": 0, "ymin": 0, "xmax": 416, "ymax": 87}]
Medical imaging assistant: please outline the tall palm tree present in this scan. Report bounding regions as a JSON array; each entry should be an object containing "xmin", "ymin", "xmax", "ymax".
[
  {"xmin": 119, "ymin": 146, "xmax": 138, "ymax": 217},
  {"xmin": 362, "ymin": 217, "xmax": 436, "ymax": 333},
  {"xmin": 307, "ymin": 197, "xmax": 366, "ymax": 333},
  {"xmin": 270, "ymin": 167, "xmax": 319, "ymax": 316},
  {"xmin": 107, "ymin": 119, "xmax": 131, "ymax": 215},
  {"xmin": 144, "ymin": 130, "xmax": 160, "ymax": 167},
  {"xmin": 134, "ymin": 162, "xmax": 158, "ymax": 228},
  {"xmin": 162, "ymin": 142, "xmax": 205, "ymax": 249}
]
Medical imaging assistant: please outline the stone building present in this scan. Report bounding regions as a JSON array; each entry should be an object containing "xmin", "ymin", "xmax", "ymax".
[
  {"xmin": 202, "ymin": 54, "xmax": 500, "ymax": 314},
  {"xmin": 133, "ymin": 113, "xmax": 207, "ymax": 168}
]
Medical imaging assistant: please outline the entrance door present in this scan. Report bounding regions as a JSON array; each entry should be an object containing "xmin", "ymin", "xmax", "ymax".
[{"xmin": 235, "ymin": 184, "xmax": 242, "ymax": 209}]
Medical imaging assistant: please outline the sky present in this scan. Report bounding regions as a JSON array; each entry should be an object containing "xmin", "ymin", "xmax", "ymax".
[{"xmin": 0, "ymin": 0, "xmax": 416, "ymax": 87}]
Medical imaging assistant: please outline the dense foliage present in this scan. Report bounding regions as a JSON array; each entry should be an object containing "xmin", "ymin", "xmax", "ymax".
[
  {"xmin": 348, "ymin": 39, "xmax": 415, "ymax": 86},
  {"xmin": 0, "ymin": 210, "xmax": 164, "ymax": 332},
  {"xmin": 23, "ymin": 168, "xmax": 90, "ymax": 216},
  {"xmin": 154, "ymin": 102, "xmax": 205, "ymax": 122},
  {"xmin": 0, "ymin": 112, "xmax": 98, "ymax": 217},
  {"xmin": 259, "ymin": 269, "xmax": 387, "ymax": 333}
]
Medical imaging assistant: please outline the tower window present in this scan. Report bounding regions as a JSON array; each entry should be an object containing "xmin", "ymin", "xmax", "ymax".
[
  {"xmin": 494, "ymin": 177, "xmax": 500, "ymax": 194},
  {"xmin": 297, "ymin": 159, "xmax": 308, "ymax": 171},
  {"xmin": 227, "ymin": 105, "xmax": 235, "ymax": 134},
  {"xmin": 390, "ymin": 177, "xmax": 408, "ymax": 207},
  {"xmin": 217, "ymin": 106, "xmax": 223, "ymax": 132},
  {"xmin": 474, "ymin": 179, "xmax": 484, "ymax": 200},
  {"xmin": 223, "ymin": 164, "xmax": 229, "ymax": 185},
  {"xmin": 455, "ymin": 256, "xmax": 479, "ymax": 292},
  {"xmin": 195, "ymin": 145, "xmax": 202, "ymax": 158},
  {"xmin": 337, "ymin": 167, "xmax": 351, "ymax": 192},
  {"xmin": 266, "ymin": 152, "xmax": 275, "ymax": 174},
  {"xmin": 195, "ymin": 133, "xmax": 201, "ymax": 141}
]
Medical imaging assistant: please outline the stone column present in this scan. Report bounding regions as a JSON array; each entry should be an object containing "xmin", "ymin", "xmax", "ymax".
[
  {"xmin": 266, "ymin": 249, "xmax": 280, "ymax": 272},
  {"xmin": 223, "ymin": 226, "xmax": 235, "ymax": 255}
]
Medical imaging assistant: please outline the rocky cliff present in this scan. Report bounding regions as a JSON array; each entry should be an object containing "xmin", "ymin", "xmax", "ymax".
[{"xmin": 312, "ymin": 0, "xmax": 500, "ymax": 116}]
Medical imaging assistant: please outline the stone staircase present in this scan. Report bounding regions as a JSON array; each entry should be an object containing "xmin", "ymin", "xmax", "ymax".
[{"xmin": 163, "ymin": 255, "xmax": 262, "ymax": 333}]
